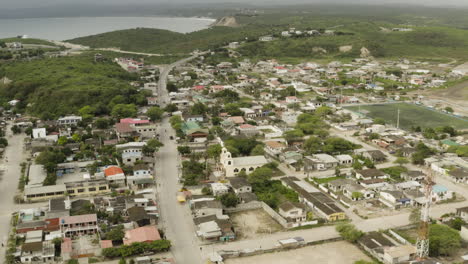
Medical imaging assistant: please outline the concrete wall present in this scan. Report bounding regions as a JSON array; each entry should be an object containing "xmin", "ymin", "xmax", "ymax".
[{"xmin": 388, "ymin": 229, "xmax": 410, "ymax": 245}]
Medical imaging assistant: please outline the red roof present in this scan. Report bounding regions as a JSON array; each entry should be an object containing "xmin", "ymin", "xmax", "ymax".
[
  {"xmin": 115, "ymin": 123, "xmax": 134, "ymax": 134},
  {"xmin": 100, "ymin": 240, "xmax": 113, "ymax": 249},
  {"xmin": 229, "ymin": 116, "xmax": 245, "ymax": 124},
  {"xmin": 124, "ymin": 226, "xmax": 161, "ymax": 245},
  {"xmin": 193, "ymin": 85, "xmax": 205, "ymax": 91},
  {"xmin": 239, "ymin": 124, "xmax": 255, "ymax": 129},
  {"xmin": 104, "ymin": 166, "xmax": 124, "ymax": 177},
  {"xmin": 45, "ymin": 218, "xmax": 60, "ymax": 232},
  {"xmin": 120, "ymin": 118, "xmax": 150, "ymax": 125},
  {"xmin": 61, "ymin": 238, "xmax": 72, "ymax": 253}
]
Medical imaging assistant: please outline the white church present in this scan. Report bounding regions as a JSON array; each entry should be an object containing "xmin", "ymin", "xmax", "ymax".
[{"xmin": 219, "ymin": 138, "xmax": 268, "ymax": 177}]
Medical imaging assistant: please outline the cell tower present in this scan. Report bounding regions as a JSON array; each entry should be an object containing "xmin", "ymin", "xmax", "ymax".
[{"xmin": 416, "ymin": 172, "xmax": 434, "ymax": 259}]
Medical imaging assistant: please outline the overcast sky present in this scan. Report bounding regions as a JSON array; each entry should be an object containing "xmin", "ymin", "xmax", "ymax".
[{"xmin": 2, "ymin": 0, "xmax": 468, "ymax": 9}]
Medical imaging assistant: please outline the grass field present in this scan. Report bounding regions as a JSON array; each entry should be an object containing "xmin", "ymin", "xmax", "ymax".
[{"xmin": 346, "ymin": 103, "xmax": 468, "ymax": 130}]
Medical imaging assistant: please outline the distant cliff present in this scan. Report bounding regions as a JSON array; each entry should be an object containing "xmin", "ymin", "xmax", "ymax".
[{"xmin": 212, "ymin": 16, "xmax": 239, "ymax": 27}]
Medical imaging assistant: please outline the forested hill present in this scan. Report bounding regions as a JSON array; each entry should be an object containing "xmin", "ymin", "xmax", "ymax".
[
  {"xmin": 0, "ymin": 53, "xmax": 149, "ymax": 119},
  {"xmin": 67, "ymin": 26, "xmax": 270, "ymax": 54}
]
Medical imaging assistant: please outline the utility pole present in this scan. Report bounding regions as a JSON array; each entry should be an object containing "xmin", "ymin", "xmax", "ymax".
[
  {"xmin": 396, "ymin": 108, "xmax": 400, "ymax": 129},
  {"xmin": 416, "ymin": 172, "xmax": 434, "ymax": 259}
]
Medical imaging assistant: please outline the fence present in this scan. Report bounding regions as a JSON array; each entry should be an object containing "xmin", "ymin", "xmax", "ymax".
[
  {"xmin": 388, "ymin": 229, "xmax": 410, "ymax": 245},
  {"xmin": 224, "ymin": 201, "xmax": 290, "ymax": 229}
]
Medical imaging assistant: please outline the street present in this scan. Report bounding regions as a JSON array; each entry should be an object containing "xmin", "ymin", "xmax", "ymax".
[
  {"xmin": 154, "ymin": 55, "xmax": 204, "ymax": 264},
  {"xmin": 0, "ymin": 123, "xmax": 27, "ymax": 261}
]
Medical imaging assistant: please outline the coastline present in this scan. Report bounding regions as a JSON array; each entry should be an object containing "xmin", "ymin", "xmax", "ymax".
[{"xmin": 0, "ymin": 16, "xmax": 216, "ymax": 41}]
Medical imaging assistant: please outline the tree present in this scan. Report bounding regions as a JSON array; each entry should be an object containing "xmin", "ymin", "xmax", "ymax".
[
  {"xmin": 409, "ymin": 207, "xmax": 421, "ymax": 225},
  {"xmin": 207, "ymin": 144, "xmax": 222, "ymax": 161},
  {"xmin": 106, "ymin": 225, "xmax": 125, "ymax": 241},
  {"xmin": 444, "ymin": 106, "xmax": 454, "ymax": 113},
  {"xmin": 219, "ymin": 193, "xmax": 239, "ymax": 208},
  {"xmin": 284, "ymin": 129, "xmax": 304, "ymax": 143},
  {"xmin": 247, "ymin": 167, "xmax": 273, "ymax": 185},
  {"xmin": 164, "ymin": 104, "xmax": 178, "ymax": 113},
  {"xmin": 95, "ymin": 118, "xmax": 110, "ymax": 129},
  {"xmin": 336, "ymin": 223, "xmax": 363, "ymax": 242},
  {"xmin": 374, "ymin": 118, "xmax": 386, "ymax": 125},
  {"xmin": 119, "ymin": 258, "xmax": 126, "ymax": 264},
  {"xmin": 429, "ymin": 224, "xmax": 461, "ymax": 257},
  {"xmin": 190, "ymin": 102, "xmax": 208, "ymax": 115},
  {"xmin": 448, "ymin": 217, "xmax": 465, "ymax": 231},
  {"xmin": 143, "ymin": 139, "xmax": 163, "ymax": 156},
  {"xmin": 351, "ymin": 192, "xmax": 363, "ymax": 200},
  {"xmin": 177, "ymin": 146, "xmax": 191, "ymax": 155},
  {"xmin": 147, "ymin": 106, "xmax": 164, "ymax": 121},
  {"xmin": 250, "ymin": 144, "xmax": 265, "ymax": 156},
  {"xmin": 11, "ymin": 125, "xmax": 21, "ymax": 134},
  {"xmin": 394, "ymin": 157, "xmax": 409, "ymax": 166},
  {"xmin": 111, "ymin": 104, "xmax": 137, "ymax": 119}
]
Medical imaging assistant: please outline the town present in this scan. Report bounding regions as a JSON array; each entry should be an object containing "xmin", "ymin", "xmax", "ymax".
[{"xmin": 0, "ymin": 33, "xmax": 468, "ymax": 264}]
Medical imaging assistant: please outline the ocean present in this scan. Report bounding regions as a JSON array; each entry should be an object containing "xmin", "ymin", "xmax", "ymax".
[{"xmin": 0, "ymin": 16, "xmax": 215, "ymax": 41}]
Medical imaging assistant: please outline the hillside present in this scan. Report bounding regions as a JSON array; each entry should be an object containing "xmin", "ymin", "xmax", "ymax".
[
  {"xmin": 0, "ymin": 53, "xmax": 144, "ymax": 119},
  {"xmin": 67, "ymin": 10, "xmax": 468, "ymax": 61},
  {"xmin": 0, "ymin": 37, "xmax": 57, "ymax": 46}
]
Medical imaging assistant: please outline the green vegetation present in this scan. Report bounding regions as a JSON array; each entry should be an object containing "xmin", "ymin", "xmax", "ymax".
[
  {"xmin": 313, "ymin": 176, "xmax": 346, "ymax": 185},
  {"xmin": 248, "ymin": 166, "xmax": 298, "ymax": 209},
  {"xmin": 101, "ymin": 240, "xmax": 171, "ymax": 258},
  {"xmin": 381, "ymin": 166, "xmax": 408, "ymax": 182},
  {"xmin": 346, "ymin": 103, "xmax": 468, "ymax": 130},
  {"xmin": 181, "ymin": 158, "xmax": 206, "ymax": 186},
  {"xmin": 411, "ymin": 142, "xmax": 436, "ymax": 165},
  {"xmin": 224, "ymin": 137, "xmax": 263, "ymax": 157},
  {"xmin": 218, "ymin": 193, "xmax": 239, "ymax": 208},
  {"xmin": 0, "ymin": 37, "xmax": 57, "ymax": 46},
  {"xmin": 0, "ymin": 53, "xmax": 146, "ymax": 119},
  {"xmin": 447, "ymin": 145, "xmax": 468, "ymax": 157},
  {"xmin": 429, "ymin": 224, "xmax": 461, "ymax": 257},
  {"xmin": 336, "ymin": 223, "xmax": 363, "ymax": 242},
  {"xmin": 67, "ymin": 9, "xmax": 468, "ymax": 61}
]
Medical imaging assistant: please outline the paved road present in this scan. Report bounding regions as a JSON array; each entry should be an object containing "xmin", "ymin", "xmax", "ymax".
[
  {"xmin": 157, "ymin": 54, "xmax": 200, "ymax": 106},
  {"xmin": 0, "ymin": 123, "xmax": 27, "ymax": 260},
  {"xmin": 154, "ymin": 55, "xmax": 204, "ymax": 264}
]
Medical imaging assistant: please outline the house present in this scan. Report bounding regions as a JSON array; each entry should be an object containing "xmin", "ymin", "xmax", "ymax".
[
  {"xmin": 402, "ymin": 170, "xmax": 426, "ymax": 182},
  {"xmin": 281, "ymin": 111, "xmax": 301, "ymax": 125},
  {"xmin": 147, "ymin": 97, "xmax": 158, "ymax": 106},
  {"xmin": 24, "ymin": 185, "xmax": 67, "ymax": 202},
  {"xmin": 404, "ymin": 190, "xmax": 426, "ymax": 206},
  {"xmin": 343, "ymin": 182, "xmax": 375, "ymax": 200},
  {"xmin": 210, "ymin": 183, "xmax": 229, "ymax": 196},
  {"xmin": 448, "ymin": 168, "xmax": 468, "ymax": 184},
  {"xmin": 220, "ymin": 144, "xmax": 268, "ymax": 177},
  {"xmin": 229, "ymin": 177, "xmax": 252, "ymax": 194},
  {"xmin": 281, "ymin": 177, "xmax": 346, "ymax": 221},
  {"xmin": 395, "ymin": 181, "xmax": 421, "ymax": 191},
  {"xmin": 264, "ymin": 140, "xmax": 287, "ymax": 157},
  {"xmin": 46, "ymin": 198, "xmax": 70, "ymax": 219},
  {"xmin": 181, "ymin": 121, "xmax": 209, "ymax": 142},
  {"xmin": 328, "ymin": 179, "xmax": 355, "ymax": 193},
  {"xmin": 57, "ymin": 116, "xmax": 82, "ymax": 126},
  {"xmin": 236, "ymin": 124, "xmax": 259, "ymax": 137},
  {"xmin": 383, "ymin": 244, "xmax": 417, "ymax": 264},
  {"xmin": 104, "ymin": 166, "xmax": 126, "ymax": 185},
  {"xmin": 192, "ymin": 200, "xmax": 223, "ymax": 218},
  {"xmin": 335, "ymin": 154, "xmax": 353, "ymax": 166},
  {"xmin": 196, "ymin": 221, "xmax": 222, "ymax": 240},
  {"xmin": 358, "ymin": 232, "xmax": 395, "ymax": 261},
  {"xmin": 115, "ymin": 123, "xmax": 138, "ymax": 140},
  {"xmin": 238, "ymin": 192, "xmax": 258, "ymax": 203},
  {"xmin": 456, "ymin": 206, "xmax": 468, "ymax": 222},
  {"xmin": 116, "ymin": 142, "xmax": 146, "ymax": 166},
  {"xmin": 379, "ymin": 191, "xmax": 411, "ymax": 208},
  {"xmin": 59, "ymin": 214, "xmax": 98, "ymax": 237},
  {"xmin": 355, "ymin": 169, "xmax": 388, "ymax": 180},
  {"xmin": 431, "ymin": 184, "xmax": 453, "ymax": 202},
  {"xmin": 127, "ymin": 206, "xmax": 151, "ymax": 227},
  {"xmin": 185, "ymin": 115, "xmax": 204, "ymax": 123},
  {"xmin": 21, "ymin": 241, "xmax": 54, "ymax": 263},
  {"xmin": 278, "ymin": 201, "xmax": 307, "ymax": 223},
  {"xmin": 304, "ymin": 154, "xmax": 339, "ymax": 171},
  {"xmin": 32, "ymin": 128, "xmax": 47, "ymax": 139},
  {"xmin": 358, "ymin": 179, "xmax": 390, "ymax": 191},
  {"xmin": 123, "ymin": 226, "xmax": 161, "ymax": 245},
  {"xmin": 228, "ymin": 116, "xmax": 245, "ymax": 125},
  {"xmin": 363, "ymin": 150, "xmax": 387, "ymax": 162}
]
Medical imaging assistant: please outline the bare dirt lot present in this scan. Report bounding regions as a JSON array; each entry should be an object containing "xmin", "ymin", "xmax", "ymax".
[
  {"xmin": 225, "ymin": 241, "xmax": 372, "ymax": 264},
  {"xmin": 230, "ymin": 209, "xmax": 283, "ymax": 240},
  {"xmin": 416, "ymin": 80, "xmax": 468, "ymax": 117}
]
